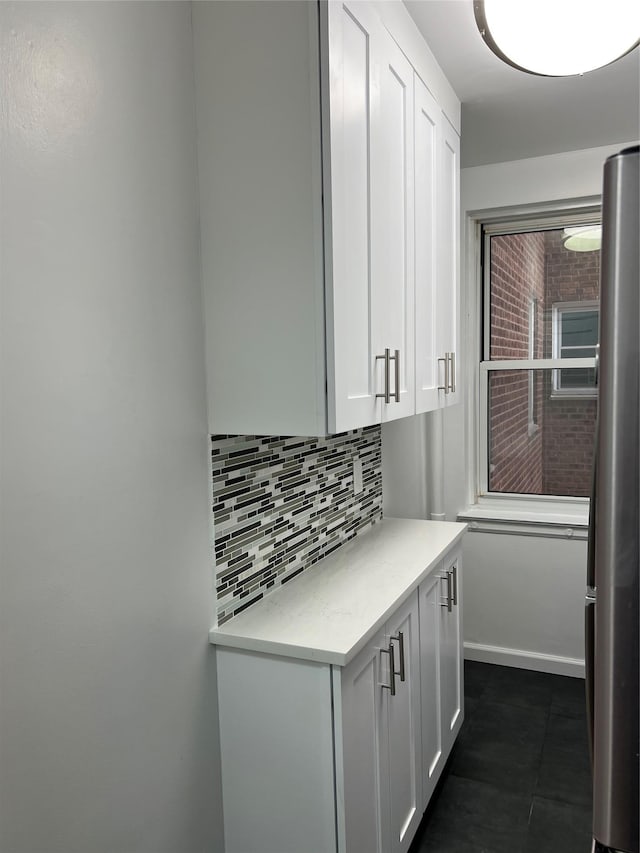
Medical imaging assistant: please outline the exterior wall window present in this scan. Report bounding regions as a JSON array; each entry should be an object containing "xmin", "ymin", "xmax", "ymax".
[
  {"xmin": 480, "ymin": 217, "xmax": 600, "ymax": 499},
  {"xmin": 552, "ymin": 301, "xmax": 598, "ymax": 396}
]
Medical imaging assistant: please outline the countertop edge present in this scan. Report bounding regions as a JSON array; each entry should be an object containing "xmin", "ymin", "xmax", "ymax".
[{"xmin": 208, "ymin": 632, "xmax": 346, "ymax": 666}]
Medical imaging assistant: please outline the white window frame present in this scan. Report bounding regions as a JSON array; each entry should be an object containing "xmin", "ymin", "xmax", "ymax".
[
  {"xmin": 551, "ymin": 300, "xmax": 599, "ymax": 398},
  {"xmin": 476, "ymin": 208, "xmax": 600, "ymax": 506},
  {"xmin": 527, "ymin": 296, "xmax": 538, "ymax": 435}
]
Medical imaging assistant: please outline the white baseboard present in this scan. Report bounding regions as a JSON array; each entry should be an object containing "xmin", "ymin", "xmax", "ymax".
[{"xmin": 464, "ymin": 641, "xmax": 585, "ymax": 678}]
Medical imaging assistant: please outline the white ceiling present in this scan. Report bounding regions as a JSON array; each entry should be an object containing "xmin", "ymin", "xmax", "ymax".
[{"xmin": 404, "ymin": 0, "xmax": 640, "ymax": 167}]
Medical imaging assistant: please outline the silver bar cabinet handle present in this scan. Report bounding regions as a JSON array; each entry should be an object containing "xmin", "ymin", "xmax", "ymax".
[
  {"xmin": 376, "ymin": 349, "xmax": 391, "ymax": 404},
  {"xmin": 391, "ymin": 631, "xmax": 405, "ymax": 682},
  {"xmin": 393, "ymin": 349, "xmax": 400, "ymax": 402},
  {"xmin": 440, "ymin": 573, "xmax": 452, "ymax": 611},
  {"xmin": 385, "ymin": 348, "xmax": 391, "ymax": 404},
  {"xmin": 451, "ymin": 563, "xmax": 458, "ymax": 606},
  {"xmin": 438, "ymin": 355, "xmax": 450, "ymax": 394},
  {"xmin": 380, "ymin": 643, "xmax": 396, "ymax": 695},
  {"xmin": 449, "ymin": 352, "xmax": 456, "ymax": 393}
]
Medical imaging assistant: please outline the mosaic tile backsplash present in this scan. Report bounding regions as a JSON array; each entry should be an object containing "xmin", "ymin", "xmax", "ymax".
[{"xmin": 212, "ymin": 426, "xmax": 383, "ymax": 625}]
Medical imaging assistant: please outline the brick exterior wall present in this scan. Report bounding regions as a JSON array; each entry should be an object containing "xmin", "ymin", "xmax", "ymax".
[
  {"xmin": 489, "ymin": 233, "xmax": 545, "ymax": 493},
  {"xmin": 488, "ymin": 228, "xmax": 599, "ymax": 498},
  {"xmin": 541, "ymin": 231, "xmax": 599, "ymax": 497}
]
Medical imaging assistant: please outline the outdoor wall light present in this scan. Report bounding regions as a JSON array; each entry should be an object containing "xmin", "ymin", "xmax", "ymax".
[
  {"xmin": 473, "ymin": 0, "xmax": 640, "ymax": 76},
  {"xmin": 563, "ymin": 226, "xmax": 602, "ymax": 252}
]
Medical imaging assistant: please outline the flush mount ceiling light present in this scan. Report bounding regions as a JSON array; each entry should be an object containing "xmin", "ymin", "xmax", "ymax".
[
  {"xmin": 563, "ymin": 225, "xmax": 602, "ymax": 251},
  {"xmin": 473, "ymin": 0, "xmax": 640, "ymax": 76}
]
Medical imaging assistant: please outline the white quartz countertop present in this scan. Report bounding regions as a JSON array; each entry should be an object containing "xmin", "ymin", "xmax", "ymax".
[{"xmin": 209, "ymin": 517, "xmax": 467, "ymax": 666}]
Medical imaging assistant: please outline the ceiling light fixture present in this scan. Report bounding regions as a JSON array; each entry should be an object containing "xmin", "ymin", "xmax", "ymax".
[
  {"xmin": 563, "ymin": 225, "xmax": 602, "ymax": 252},
  {"xmin": 473, "ymin": 0, "xmax": 640, "ymax": 76}
]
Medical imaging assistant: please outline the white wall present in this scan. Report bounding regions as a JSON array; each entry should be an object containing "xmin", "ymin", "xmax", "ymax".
[
  {"xmin": 0, "ymin": 3, "xmax": 224, "ymax": 851},
  {"xmin": 382, "ymin": 415, "xmax": 430, "ymax": 519}
]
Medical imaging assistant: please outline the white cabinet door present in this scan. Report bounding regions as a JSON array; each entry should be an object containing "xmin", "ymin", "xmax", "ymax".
[
  {"xmin": 440, "ymin": 550, "xmax": 463, "ymax": 754},
  {"xmin": 340, "ymin": 592, "xmax": 421, "ymax": 853},
  {"xmin": 325, "ymin": 0, "xmax": 386, "ymax": 433},
  {"xmin": 386, "ymin": 592, "xmax": 422, "ymax": 853},
  {"xmin": 414, "ymin": 75, "xmax": 440, "ymax": 415},
  {"xmin": 418, "ymin": 549, "xmax": 463, "ymax": 810},
  {"xmin": 418, "ymin": 570, "xmax": 444, "ymax": 809},
  {"xmin": 326, "ymin": 4, "xmax": 416, "ymax": 431},
  {"xmin": 340, "ymin": 625, "xmax": 389, "ymax": 853},
  {"xmin": 436, "ymin": 117, "xmax": 461, "ymax": 407},
  {"xmin": 375, "ymin": 30, "xmax": 415, "ymax": 423}
]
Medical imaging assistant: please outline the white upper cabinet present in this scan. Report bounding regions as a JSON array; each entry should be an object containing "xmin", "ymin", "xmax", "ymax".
[
  {"xmin": 323, "ymin": 0, "xmax": 385, "ymax": 431},
  {"xmin": 436, "ymin": 117, "xmax": 461, "ymax": 408},
  {"xmin": 414, "ymin": 75, "xmax": 440, "ymax": 414},
  {"xmin": 375, "ymin": 31, "xmax": 415, "ymax": 423},
  {"xmin": 414, "ymin": 79, "xmax": 461, "ymax": 414},
  {"xmin": 193, "ymin": 1, "xmax": 460, "ymax": 436}
]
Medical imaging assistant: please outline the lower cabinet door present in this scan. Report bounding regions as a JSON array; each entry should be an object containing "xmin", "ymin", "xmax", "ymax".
[
  {"xmin": 418, "ymin": 571, "xmax": 444, "ymax": 808},
  {"xmin": 418, "ymin": 550, "xmax": 464, "ymax": 810},
  {"xmin": 440, "ymin": 551, "xmax": 463, "ymax": 754},
  {"xmin": 340, "ymin": 626, "xmax": 390, "ymax": 853},
  {"xmin": 340, "ymin": 592, "xmax": 422, "ymax": 853},
  {"xmin": 386, "ymin": 593, "xmax": 423, "ymax": 853}
]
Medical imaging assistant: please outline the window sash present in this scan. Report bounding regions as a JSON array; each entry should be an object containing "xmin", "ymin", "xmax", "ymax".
[
  {"xmin": 477, "ymin": 357, "xmax": 597, "ymax": 497},
  {"xmin": 481, "ymin": 221, "xmax": 599, "ymax": 363}
]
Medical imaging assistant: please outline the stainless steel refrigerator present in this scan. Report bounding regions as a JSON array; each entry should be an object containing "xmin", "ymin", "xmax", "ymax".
[{"xmin": 586, "ymin": 144, "xmax": 639, "ymax": 853}]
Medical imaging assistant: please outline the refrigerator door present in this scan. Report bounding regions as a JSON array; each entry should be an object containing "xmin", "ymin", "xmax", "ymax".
[{"xmin": 592, "ymin": 145, "xmax": 639, "ymax": 853}]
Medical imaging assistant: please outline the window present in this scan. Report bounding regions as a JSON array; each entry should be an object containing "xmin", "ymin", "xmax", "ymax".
[
  {"xmin": 552, "ymin": 301, "xmax": 598, "ymax": 396},
  {"xmin": 479, "ymin": 215, "xmax": 600, "ymax": 499}
]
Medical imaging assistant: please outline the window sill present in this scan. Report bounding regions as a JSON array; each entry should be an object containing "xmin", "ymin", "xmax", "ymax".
[
  {"xmin": 550, "ymin": 391, "xmax": 597, "ymax": 401},
  {"xmin": 457, "ymin": 497, "xmax": 589, "ymax": 540}
]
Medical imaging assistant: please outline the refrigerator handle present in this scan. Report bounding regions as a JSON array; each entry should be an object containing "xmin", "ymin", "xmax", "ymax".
[
  {"xmin": 586, "ymin": 379, "xmax": 598, "ymax": 590},
  {"xmin": 585, "ymin": 374, "xmax": 599, "ymax": 768},
  {"xmin": 585, "ymin": 591, "xmax": 596, "ymax": 769}
]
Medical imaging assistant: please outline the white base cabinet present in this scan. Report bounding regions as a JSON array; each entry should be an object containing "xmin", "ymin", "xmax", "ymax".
[{"xmin": 215, "ymin": 547, "xmax": 463, "ymax": 853}]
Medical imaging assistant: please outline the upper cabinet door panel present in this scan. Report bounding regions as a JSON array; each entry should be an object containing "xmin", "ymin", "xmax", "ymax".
[
  {"xmin": 376, "ymin": 32, "xmax": 415, "ymax": 423},
  {"xmin": 325, "ymin": 1, "xmax": 384, "ymax": 433},
  {"xmin": 437, "ymin": 117, "xmax": 460, "ymax": 406},
  {"xmin": 414, "ymin": 76, "xmax": 440, "ymax": 415}
]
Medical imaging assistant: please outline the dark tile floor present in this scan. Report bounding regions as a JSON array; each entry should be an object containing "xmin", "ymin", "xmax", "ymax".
[{"xmin": 409, "ymin": 661, "xmax": 593, "ymax": 853}]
